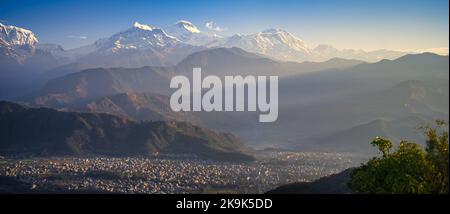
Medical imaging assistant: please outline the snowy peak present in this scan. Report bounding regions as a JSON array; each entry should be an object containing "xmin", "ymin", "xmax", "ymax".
[
  {"xmin": 97, "ymin": 22, "xmax": 180, "ymax": 51},
  {"xmin": 258, "ymin": 28, "xmax": 310, "ymax": 53},
  {"xmin": 0, "ymin": 23, "xmax": 69, "ymax": 68},
  {"xmin": 0, "ymin": 23, "xmax": 40, "ymax": 63},
  {"xmin": 175, "ymin": 20, "xmax": 200, "ymax": 33},
  {"xmin": 133, "ymin": 22, "xmax": 154, "ymax": 31},
  {"xmin": 207, "ymin": 28, "xmax": 311, "ymax": 61},
  {"xmin": 0, "ymin": 23, "xmax": 38, "ymax": 46},
  {"xmin": 165, "ymin": 20, "xmax": 201, "ymax": 39},
  {"xmin": 164, "ymin": 20, "xmax": 217, "ymax": 46}
]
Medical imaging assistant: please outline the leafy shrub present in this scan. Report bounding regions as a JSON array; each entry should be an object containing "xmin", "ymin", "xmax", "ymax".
[{"xmin": 350, "ymin": 120, "xmax": 449, "ymax": 194}]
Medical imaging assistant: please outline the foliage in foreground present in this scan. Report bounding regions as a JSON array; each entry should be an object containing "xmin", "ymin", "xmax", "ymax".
[{"xmin": 350, "ymin": 120, "xmax": 449, "ymax": 194}]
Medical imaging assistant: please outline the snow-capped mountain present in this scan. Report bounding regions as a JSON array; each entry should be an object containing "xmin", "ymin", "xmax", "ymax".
[
  {"xmin": 65, "ymin": 22, "xmax": 205, "ymax": 68},
  {"xmin": 204, "ymin": 28, "xmax": 411, "ymax": 62},
  {"xmin": 165, "ymin": 20, "xmax": 200, "ymax": 36},
  {"xmin": 1, "ymin": 20, "xmax": 413, "ymax": 70},
  {"xmin": 0, "ymin": 23, "xmax": 39, "ymax": 62},
  {"xmin": 207, "ymin": 28, "xmax": 311, "ymax": 62},
  {"xmin": 0, "ymin": 22, "xmax": 65, "ymax": 67},
  {"xmin": 164, "ymin": 20, "xmax": 219, "ymax": 46},
  {"xmin": 61, "ymin": 20, "xmax": 412, "ymax": 66},
  {"xmin": 0, "ymin": 23, "xmax": 38, "ymax": 47},
  {"xmin": 89, "ymin": 21, "xmax": 181, "ymax": 53}
]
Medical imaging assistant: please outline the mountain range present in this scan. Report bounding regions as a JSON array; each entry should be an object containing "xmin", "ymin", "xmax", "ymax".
[
  {"xmin": 26, "ymin": 47, "xmax": 367, "ymax": 108},
  {"xmin": 19, "ymin": 47, "xmax": 448, "ymax": 154},
  {"xmin": 0, "ymin": 21, "xmax": 413, "ymax": 71},
  {"xmin": 0, "ymin": 20, "xmax": 448, "ymax": 157},
  {"xmin": 0, "ymin": 21, "xmax": 424, "ymax": 100}
]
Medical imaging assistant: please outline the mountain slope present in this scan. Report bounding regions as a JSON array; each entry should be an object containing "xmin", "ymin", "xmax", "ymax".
[
  {"xmin": 164, "ymin": 20, "xmax": 219, "ymax": 46},
  {"xmin": 79, "ymin": 92, "xmax": 196, "ymax": 122},
  {"xmin": 175, "ymin": 47, "xmax": 289, "ymax": 76},
  {"xmin": 312, "ymin": 116, "xmax": 433, "ymax": 154},
  {"xmin": 0, "ymin": 101, "xmax": 254, "ymax": 161},
  {"xmin": 176, "ymin": 47, "xmax": 363, "ymax": 77},
  {"xmin": 266, "ymin": 168, "xmax": 354, "ymax": 194},
  {"xmin": 31, "ymin": 66, "xmax": 174, "ymax": 107}
]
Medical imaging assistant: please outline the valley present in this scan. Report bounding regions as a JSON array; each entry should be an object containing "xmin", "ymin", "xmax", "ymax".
[{"xmin": 0, "ymin": 151, "xmax": 364, "ymax": 194}]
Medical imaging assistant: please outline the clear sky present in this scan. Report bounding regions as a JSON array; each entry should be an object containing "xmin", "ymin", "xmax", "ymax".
[{"xmin": 1, "ymin": 0, "xmax": 448, "ymax": 53}]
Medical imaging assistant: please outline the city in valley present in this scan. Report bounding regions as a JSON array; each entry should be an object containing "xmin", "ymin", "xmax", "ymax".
[{"xmin": 0, "ymin": 151, "xmax": 365, "ymax": 194}]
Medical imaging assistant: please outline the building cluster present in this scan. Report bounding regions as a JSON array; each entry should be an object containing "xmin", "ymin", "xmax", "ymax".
[{"xmin": 0, "ymin": 152, "xmax": 363, "ymax": 193}]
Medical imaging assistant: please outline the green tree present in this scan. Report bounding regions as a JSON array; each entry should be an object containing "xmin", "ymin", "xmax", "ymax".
[{"xmin": 349, "ymin": 120, "xmax": 449, "ymax": 194}]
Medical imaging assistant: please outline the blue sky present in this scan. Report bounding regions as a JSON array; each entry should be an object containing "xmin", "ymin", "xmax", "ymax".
[{"xmin": 1, "ymin": 0, "xmax": 448, "ymax": 52}]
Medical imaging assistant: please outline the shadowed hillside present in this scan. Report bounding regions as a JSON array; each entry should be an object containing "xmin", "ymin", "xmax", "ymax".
[
  {"xmin": 77, "ymin": 92, "xmax": 197, "ymax": 123},
  {"xmin": 266, "ymin": 168, "xmax": 354, "ymax": 194},
  {"xmin": 0, "ymin": 101, "xmax": 254, "ymax": 161}
]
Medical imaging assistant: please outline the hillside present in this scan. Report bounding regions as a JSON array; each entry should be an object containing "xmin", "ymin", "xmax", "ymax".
[
  {"xmin": 78, "ymin": 92, "xmax": 197, "ymax": 123},
  {"xmin": 0, "ymin": 101, "xmax": 254, "ymax": 161},
  {"xmin": 266, "ymin": 168, "xmax": 355, "ymax": 194},
  {"xmin": 30, "ymin": 66, "xmax": 174, "ymax": 107},
  {"xmin": 176, "ymin": 47, "xmax": 363, "ymax": 77}
]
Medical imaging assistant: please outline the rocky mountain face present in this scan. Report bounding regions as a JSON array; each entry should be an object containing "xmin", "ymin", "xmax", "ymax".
[
  {"xmin": 0, "ymin": 22, "xmax": 38, "ymax": 52},
  {"xmin": 0, "ymin": 22, "xmax": 66, "ymax": 66}
]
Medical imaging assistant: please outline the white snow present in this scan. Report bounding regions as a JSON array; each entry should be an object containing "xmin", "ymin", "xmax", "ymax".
[
  {"xmin": 133, "ymin": 22, "xmax": 153, "ymax": 31},
  {"xmin": 176, "ymin": 20, "xmax": 200, "ymax": 33},
  {"xmin": 0, "ymin": 22, "xmax": 38, "ymax": 46}
]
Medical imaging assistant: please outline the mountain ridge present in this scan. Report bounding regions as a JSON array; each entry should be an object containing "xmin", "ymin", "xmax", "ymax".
[{"xmin": 0, "ymin": 101, "xmax": 254, "ymax": 161}]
